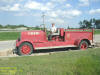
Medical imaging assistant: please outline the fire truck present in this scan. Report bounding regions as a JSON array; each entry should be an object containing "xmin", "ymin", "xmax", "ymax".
[{"xmin": 14, "ymin": 28, "xmax": 94, "ymax": 55}]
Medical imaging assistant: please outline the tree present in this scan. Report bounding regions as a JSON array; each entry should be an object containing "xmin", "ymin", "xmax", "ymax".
[
  {"xmin": 79, "ymin": 21, "xmax": 85, "ymax": 28},
  {"xmin": 79, "ymin": 18, "xmax": 100, "ymax": 29},
  {"xmin": 67, "ymin": 26, "xmax": 70, "ymax": 29},
  {"xmin": 95, "ymin": 19, "xmax": 100, "ymax": 29},
  {"xmin": 0, "ymin": 24, "xmax": 3, "ymax": 28},
  {"xmin": 90, "ymin": 18, "xmax": 96, "ymax": 28},
  {"xmin": 79, "ymin": 20, "xmax": 92, "ymax": 29}
]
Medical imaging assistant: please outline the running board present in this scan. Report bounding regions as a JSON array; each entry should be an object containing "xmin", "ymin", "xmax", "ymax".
[{"xmin": 35, "ymin": 45, "xmax": 77, "ymax": 50}]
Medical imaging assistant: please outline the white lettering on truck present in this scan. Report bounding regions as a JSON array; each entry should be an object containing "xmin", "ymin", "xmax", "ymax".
[{"xmin": 28, "ymin": 32, "xmax": 39, "ymax": 35}]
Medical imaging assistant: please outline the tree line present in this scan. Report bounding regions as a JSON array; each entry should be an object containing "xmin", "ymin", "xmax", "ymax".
[
  {"xmin": 0, "ymin": 24, "xmax": 27, "ymax": 29},
  {"xmin": 0, "ymin": 24, "xmax": 42, "ymax": 30},
  {"xmin": 79, "ymin": 18, "xmax": 100, "ymax": 29}
]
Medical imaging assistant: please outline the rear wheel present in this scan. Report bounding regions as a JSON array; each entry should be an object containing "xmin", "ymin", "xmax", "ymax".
[
  {"xmin": 79, "ymin": 41, "xmax": 88, "ymax": 50},
  {"xmin": 18, "ymin": 42, "xmax": 33, "ymax": 56}
]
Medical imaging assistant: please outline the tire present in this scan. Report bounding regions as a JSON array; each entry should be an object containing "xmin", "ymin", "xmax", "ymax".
[
  {"xmin": 17, "ymin": 42, "xmax": 33, "ymax": 56},
  {"xmin": 79, "ymin": 41, "xmax": 88, "ymax": 50}
]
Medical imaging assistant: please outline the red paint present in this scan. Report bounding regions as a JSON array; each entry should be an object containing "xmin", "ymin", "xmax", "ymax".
[
  {"xmin": 16, "ymin": 28, "xmax": 94, "ymax": 52},
  {"xmin": 80, "ymin": 43, "xmax": 87, "ymax": 50},
  {"xmin": 21, "ymin": 45, "xmax": 31, "ymax": 54}
]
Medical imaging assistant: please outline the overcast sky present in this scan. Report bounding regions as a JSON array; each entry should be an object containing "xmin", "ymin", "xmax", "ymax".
[{"xmin": 0, "ymin": 0, "xmax": 100, "ymax": 28}]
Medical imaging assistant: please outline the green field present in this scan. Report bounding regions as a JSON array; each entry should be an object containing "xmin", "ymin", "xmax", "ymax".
[
  {"xmin": 0, "ymin": 32, "xmax": 20, "ymax": 41},
  {"xmin": 0, "ymin": 48, "xmax": 100, "ymax": 75},
  {"xmin": 94, "ymin": 29, "xmax": 100, "ymax": 34}
]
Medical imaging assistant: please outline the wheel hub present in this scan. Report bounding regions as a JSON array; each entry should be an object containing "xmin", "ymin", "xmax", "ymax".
[
  {"xmin": 21, "ymin": 45, "xmax": 31, "ymax": 54},
  {"xmin": 81, "ymin": 43, "xmax": 87, "ymax": 50}
]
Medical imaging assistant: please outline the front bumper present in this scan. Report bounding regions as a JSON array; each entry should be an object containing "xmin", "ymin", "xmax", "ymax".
[{"xmin": 13, "ymin": 47, "xmax": 18, "ymax": 54}]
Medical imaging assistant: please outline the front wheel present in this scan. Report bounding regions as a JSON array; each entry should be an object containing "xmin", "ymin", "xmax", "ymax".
[
  {"xmin": 17, "ymin": 42, "xmax": 33, "ymax": 56},
  {"xmin": 79, "ymin": 41, "xmax": 88, "ymax": 50}
]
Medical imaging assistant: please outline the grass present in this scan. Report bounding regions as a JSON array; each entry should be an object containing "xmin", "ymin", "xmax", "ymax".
[
  {"xmin": 0, "ymin": 32, "xmax": 20, "ymax": 41},
  {"xmin": 94, "ymin": 29, "xmax": 100, "ymax": 34},
  {"xmin": 0, "ymin": 48, "xmax": 100, "ymax": 75}
]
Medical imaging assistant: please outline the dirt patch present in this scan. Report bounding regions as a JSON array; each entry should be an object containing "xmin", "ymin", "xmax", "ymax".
[
  {"xmin": 94, "ymin": 35, "xmax": 100, "ymax": 42},
  {"xmin": 95, "ymin": 42, "xmax": 100, "ymax": 47},
  {"xmin": 0, "ymin": 49, "xmax": 13, "ymax": 56}
]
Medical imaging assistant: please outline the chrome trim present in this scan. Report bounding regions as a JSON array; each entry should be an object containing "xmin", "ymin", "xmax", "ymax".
[{"xmin": 35, "ymin": 45, "xmax": 77, "ymax": 49}]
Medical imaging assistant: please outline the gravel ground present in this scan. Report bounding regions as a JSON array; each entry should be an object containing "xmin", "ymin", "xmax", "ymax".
[
  {"xmin": 94, "ymin": 34, "xmax": 100, "ymax": 42},
  {"xmin": 0, "ymin": 40, "xmax": 16, "ymax": 51}
]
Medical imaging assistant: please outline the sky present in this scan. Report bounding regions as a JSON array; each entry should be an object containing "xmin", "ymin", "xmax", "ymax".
[{"xmin": 0, "ymin": 0, "xmax": 100, "ymax": 28}]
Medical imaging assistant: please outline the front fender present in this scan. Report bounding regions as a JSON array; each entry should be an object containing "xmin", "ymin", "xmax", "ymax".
[{"xmin": 16, "ymin": 39, "xmax": 34, "ymax": 48}]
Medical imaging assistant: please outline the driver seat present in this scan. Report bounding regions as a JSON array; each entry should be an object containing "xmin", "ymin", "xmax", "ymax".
[{"xmin": 51, "ymin": 28, "xmax": 60, "ymax": 36}]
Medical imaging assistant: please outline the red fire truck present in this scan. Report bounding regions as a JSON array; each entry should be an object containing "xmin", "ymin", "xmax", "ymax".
[{"xmin": 14, "ymin": 28, "xmax": 94, "ymax": 55}]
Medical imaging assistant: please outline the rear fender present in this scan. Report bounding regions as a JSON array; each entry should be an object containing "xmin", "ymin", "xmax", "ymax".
[
  {"xmin": 74, "ymin": 39, "xmax": 81, "ymax": 46},
  {"xmin": 74, "ymin": 38, "xmax": 90, "ymax": 46}
]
